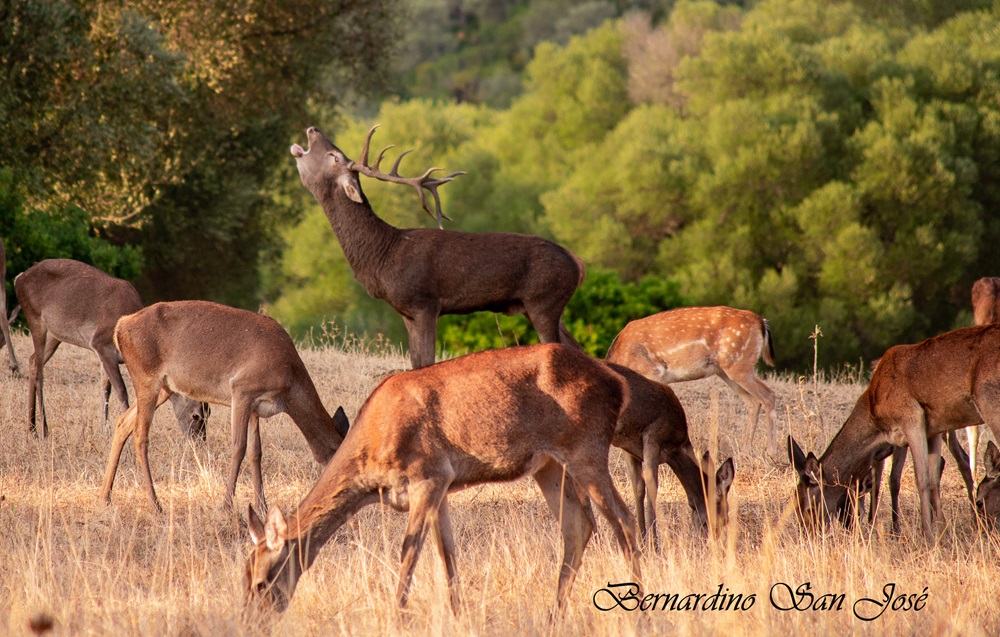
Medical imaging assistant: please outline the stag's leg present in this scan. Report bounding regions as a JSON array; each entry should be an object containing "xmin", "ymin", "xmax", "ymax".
[
  {"xmin": 96, "ymin": 347, "xmax": 129, "ymax": 427},
  {"xmin": 946, "ymin": 430, "xmax": 975, "ymax": 505},
  {"xmin": 721, "ymin": 372, "xmax": 777, "ymax": 455},
  {"xmin": 888, "ymin": 446, "xmax": 907, "ymax": 535},
  {"xmin": 869, "ymin": 457, "xmax": 885, "ymax": 526},
  {"xmin": 431, "ymin": 497, "xmax": 461, "ymax": 614},
  {"xmin": 640, "ymin": 435, "xmax": 661, "ymax": 550},
  {"xmin": 403, "ymin": 312, "xmax": 438, "ymax": 370},
  {"xmin": 133, "ymin": 389, "xmax": 171, "ymax": 512},
  {"xmin": 557, "ymin": 319, "xmax": 582, "ymax": 349},
  {"xmin": 967, "ymin": 425, "xmax": 981, "ymax": 476},
  {"xmin": 247, "ymin": 413, "xmax": 266, "ymax": 514},
  {"xmin": 0, "ymin": 294, "xmax": 18, "ymax": 373},
  {"xmin": 397, "ymin": 478, "xmax": 451, "ymax": 609},
  {"xmin": 927, "ymin": 434, "xmax": 944, "ymax": 522},
  {"xmin": 224, "ymin": 397, "xmax": 255, "ymax": 511},
  {"xmin": 902, "ymin": 425, "xmax": 936, "ymax": 544},
  {"xmin": 533, "ymin": 459, "xmax": 596, "ymax": 607},
  {"xmin": 26, "ymin": 328, "xmax": 53, "ymax": 436},
  {"xmin": 623, "ymin": 453, "xmax": 647, "ymax": 542},
  {"xmin": 523, "ymin": 303, "xmax": 561, "ymax": 344}
]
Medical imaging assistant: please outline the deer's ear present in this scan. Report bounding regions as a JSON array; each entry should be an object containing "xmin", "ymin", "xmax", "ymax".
[
  {"xmin": 265, "ymin": 507, "xmax": 289, "ymax": 551},
  {"xmin": 717, "ymin": 458, "xmax": 735, "ymax": 492},
  {"xmin": 337, "ymin": 173, "xmax": 363, "ymax": 203},
  {"xmin": 333, "ymin": 405, "xmax": 350, "ymax": 438},
  {"xmin": 986, "ymin": 441, "xmax": 1000, "ymax": 479},
  {"xmin": 248, "ymin": 504, "xmax": 265, "ymax": 545}
]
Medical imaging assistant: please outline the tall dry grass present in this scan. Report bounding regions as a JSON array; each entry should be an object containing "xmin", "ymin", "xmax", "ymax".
[{"xmin": 1, "ymin": 332, "xmax": 998, "ymax": 636}]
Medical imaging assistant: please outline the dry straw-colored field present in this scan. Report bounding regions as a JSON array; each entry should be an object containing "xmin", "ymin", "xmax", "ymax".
[{"xmin": 1, "ymin": 331, "xmax": 998, "ymax": 636}]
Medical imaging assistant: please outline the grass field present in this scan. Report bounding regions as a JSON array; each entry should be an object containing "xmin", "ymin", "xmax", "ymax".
[{"xmin": 1, "ymin": 331, "xmax": 998, "ymax": 636}]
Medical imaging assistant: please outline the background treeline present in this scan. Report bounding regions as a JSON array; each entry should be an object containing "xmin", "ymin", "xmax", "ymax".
[{"xmin": 3, "ymin": 0, "xmax": 999, "ymax": 371}]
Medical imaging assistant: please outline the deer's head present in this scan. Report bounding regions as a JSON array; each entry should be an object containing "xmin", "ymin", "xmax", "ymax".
[
  {"xmin": 170, "ymin": 396, "xmax": 210, "ymax": 442},
  {"xmin": 699, "ymin": 451, "xmax": 735, "ymax": 538},
  {"xmin": 788, "ymin": 436, "xmax": 850, "ymax": 532},
  {"xmin": 976, "ymin": 441, "xmax": 1000, "ymax": 529},
  {"xmin": 245, "ymin": 505, "xmax": 300, "ymax": 614},
  {"xmin": 291, "ymin": 127, "xmax": 365, "ymax": 205}
]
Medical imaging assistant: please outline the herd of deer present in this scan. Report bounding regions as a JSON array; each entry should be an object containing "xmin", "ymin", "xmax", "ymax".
[{"xmin": 3, "ymin": 126, "xmax": 1000, "ymax": 617}]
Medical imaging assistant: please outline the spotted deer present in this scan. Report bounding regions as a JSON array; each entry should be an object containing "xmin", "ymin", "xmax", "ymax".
[
  {"xmin": 0, "ymin": 237, "xmax": 18, "ymax": 374},
  {"xmin": 101, "ymin": 300, "xmax": 349, "ymax": 513},
  {"xmin": 244, "ymin": 344, "xmax": 642, "ymax": 615},
  {"xmin": 13, "ymin": 259, "xmax": 207, "ymax": 437},
  {"xmin": 290, "ymin": 126, "xmax": 584, "ymax": 369},
  {"xmin": 789, "ymin": 324, "xmax": 1000, "ymax": 544},
  {"xmin": 606, "ymin": 306, "xmax": 777, "ymax": 454},
  {"xmin": 607, "ymin": 362, "xmax": 734, "ymax": 544}
]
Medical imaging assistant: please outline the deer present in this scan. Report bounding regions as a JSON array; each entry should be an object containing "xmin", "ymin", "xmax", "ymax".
[
  {"xmin": 788, "ymin": 324, "xmax": 1000, "ymax": 544},
  {"xmin": 960, "ymin": 275, "xmax": 1000, "ymax": 477},
  {"xmin": 975, "ymin": 441, "xmax": 1000, "ymax": 529},
  {"xmin": 244, "ymin": 343, "xmax": 642, "ymax": 616},
  {"xmin": 606, "ymin": 362, "xmax": 734, "ymax": 544},
  {"xmin": 605, "ymin": 306, "xmax": 777, "ymax": 455},
  {"xmin": 100, "ymin": 300, "xmax": 350, "ymax": 513},
  {"xmin": 0, "ymin": 237, "xmax": 20, "ymax": 373},
  {"xmin": 290, "ymin": 125, "xmax": 585, "ymax": 370},
  {"xmin": 13, "ymin": 258, "xmax": 207, "ymax": 438}
]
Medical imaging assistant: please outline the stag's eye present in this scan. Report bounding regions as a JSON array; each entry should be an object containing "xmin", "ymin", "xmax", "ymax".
[
  {"xmin": 327, "ymin": 152, "xmax": 339, "ymax": 163},
  {"xmin": 256, "ymin": 581, "xmax": 268, "ymax": 594}
]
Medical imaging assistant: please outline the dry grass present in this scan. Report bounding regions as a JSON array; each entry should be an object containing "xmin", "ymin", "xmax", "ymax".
[{"xmin": 1, "ymin": 332, "xmax": 998, "ymax": 636}]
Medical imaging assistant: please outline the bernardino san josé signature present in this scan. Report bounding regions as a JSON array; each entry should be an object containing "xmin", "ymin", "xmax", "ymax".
[{"xmin": 593, "ymin": 581, "xmax": 928, "ymax": 621}]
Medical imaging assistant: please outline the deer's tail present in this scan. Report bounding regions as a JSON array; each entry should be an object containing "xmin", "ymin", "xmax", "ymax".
[{"xmin": 761, "ymin": 319, "xmax": 775, "ymax": 367}]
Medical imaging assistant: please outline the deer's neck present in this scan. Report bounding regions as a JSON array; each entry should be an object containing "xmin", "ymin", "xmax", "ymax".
[
  {"xmin": 320, "ymin": 185, "xmax": 400, "ymax": 297},
  {"xmin": 820, "ymin": 398, "xmax": 886, "ymax": 489},
  {"xmin": 285, "ymin": 452, "xmax": 378, "ymax": 573}
]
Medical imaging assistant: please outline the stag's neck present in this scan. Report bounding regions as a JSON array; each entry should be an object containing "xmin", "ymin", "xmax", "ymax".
[
  {"xmin": 320, "ymin": 186, "xmax": 401, "ymax": 296},
  {"xmin": 285, "ymin": 452, "xmax": 377, "ymax": 572}
]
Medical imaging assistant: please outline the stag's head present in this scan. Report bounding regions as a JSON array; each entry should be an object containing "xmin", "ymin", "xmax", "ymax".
[
  {"xmin": 788, "ymin": 436, "xmax": 852, "ymax": 532},
  {"xmin": 291, "ymin": 125, "xmax": 464, "ymax": 228},
  {"xmin": 976, "ymin": 441, "xmax": 1000, "ymax": 529},
  {"xmin": 698, "ymin": 451, "xmax": 735, "ymax": 538},
  {"xmin": 170, "ymin": 396, "xmax": 210, "ymax": 442},
  {"xmin": 245, "ymin": 505, "xmax": 300, "ymax": 614}
]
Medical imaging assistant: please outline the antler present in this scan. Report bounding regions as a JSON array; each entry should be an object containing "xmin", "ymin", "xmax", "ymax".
[{"xmin": 349, "ymin": 124, "xmax": 466, "ymax": 229}]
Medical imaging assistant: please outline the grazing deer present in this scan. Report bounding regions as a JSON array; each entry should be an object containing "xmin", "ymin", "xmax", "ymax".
[
  {"xmin": 606, "ymin": 306, "xmax": 777, "ymax": 454},
  {"xmin": 606, "ymin": 362, "xmax": 734, "ymax": 543},
  {"xmin": 964, "ymin": 276, "xmax": 1000, "ymax": 476},
  {"xmin": 100, "ymin": 300, "xmax": 350, "ymax": 513},
  {"xmin": 244, "ymin": 344, "xmax": 642, "ymax": 615},
  {"xmin": 290, "ymin": 126, "xmax": 584, "ymax": 369},
  {"xmin": 0, "ymin": 237, "xmax": 19, "ymax": 373},
  {"xmin": 13, "ymin": 259, "xmax": 207, "ymax": 438},
  {"xmin": 975, "ymin": 441, "xmax": 1000, "ymax": 528},
  {"xmin": 866, "ymin": 431, "xmax": 974, "ymax": 534},
  {"xmin": 789, "ymin": 324, "xmax": 1000, "ymax": 544}
]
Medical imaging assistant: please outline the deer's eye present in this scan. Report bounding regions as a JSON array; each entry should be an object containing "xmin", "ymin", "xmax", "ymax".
[
  {"xmin": 327, "ymin": 152, "xmax": 339, "ymax": 163},
  {"xmin": 256, "ymin": 581, "xmax": 268, "ymax": 594}
]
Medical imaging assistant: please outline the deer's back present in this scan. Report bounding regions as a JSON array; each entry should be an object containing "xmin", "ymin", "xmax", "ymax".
[
  {"xmin": 388, "ymin": 229, "xmax": 584, "ymax": 311},
  {"xmin": 607, "ymin": 363, "xmax": 688, "ymax": 455},
  {"xmin": 15, "ymin": 259, "xmax": 142, "ymax": 347},
  {"xmin": 351, "ymin": 344, "xmax": 625, "ymax": 484},
  {"xmin": 116, "ymin": 301, "xmax": 307, "ymax": 402}
]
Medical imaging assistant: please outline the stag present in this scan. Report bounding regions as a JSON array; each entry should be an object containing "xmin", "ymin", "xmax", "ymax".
[
  {"xmin": 101, "ymin": 300, "xmax": 349, "ymax": 513},
  {"xmin": 290, "ymin": 126, "xmax": 584, "ymax": 369},
  {"xmin": 606, "ymin": 306, "xmax": 777, "ymax": 454},
  {"xmin": 14, "ymin": 259, "xmax": 207, "ymax": 438},
  {"xmin": 789, "ymin": 324, "xmax": 1000, "ymax": 544},
  {"xmin": 607, "ymin": 362, "xmax": 734, "ymax": 544},
  {"xmin": 244, "ymin": 344, "xmax": 642, "ymax": 615},
  {"xmin": 962, "ymin": 275, "xmax": 1000, "ymax": 476},
  {"xmin": 0, "ymin": 237, "xmax": 19, "ymax": 373}
]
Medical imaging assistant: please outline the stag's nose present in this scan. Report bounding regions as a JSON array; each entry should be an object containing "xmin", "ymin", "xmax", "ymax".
[{"xmin": 307, "ymin": 126, "xmax": 317, "ymax": 134}]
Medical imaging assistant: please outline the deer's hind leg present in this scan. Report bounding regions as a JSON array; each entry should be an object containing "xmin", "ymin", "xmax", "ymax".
[
  {"xmin": 431, "ymin": 497, "xmax": 461, "ymax": 614},
  {"xmin": 533, "ymin": 459, "xmax": 596, "ymax": 607},
  {"xmin": 397, "ymin": 477, "xmax": 452, "ymax": 610}
]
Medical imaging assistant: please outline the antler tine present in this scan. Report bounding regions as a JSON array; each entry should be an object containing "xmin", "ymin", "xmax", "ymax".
[
  {"xmin": 358, "ymin": 124, "xmax": 381, "ymax": 167},
  {"xmin": 389, "ymin": 150, "xmax": 414, "ymax": 178},
  {"xmin": 373, "ymin": 144, "xmax": 395, "ymax": 172}
]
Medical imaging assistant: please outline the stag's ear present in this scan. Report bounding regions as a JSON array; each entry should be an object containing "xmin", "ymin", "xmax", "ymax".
[
  {"xmin": 337, "ymin": 172, "xmax": 363, "ymax": 203},
  {"xmin": 248, "ymin": 504, "xmax": 266, "ymax": 545},
  {"xmin": 985, "ymin": 441, "xmax": 1000, "ymax": 479},
  {"xmin": 788, "ymin": 436, "xmax": 806, "ymax": 471},
  {"xmin": 802, "ymin": 453, "xmax": 821, "ymax": 486},
  {"xmin": 717, "ymin": 458, "xmax": 735, "ymax": 493},
  {"xmin": 333, "ymin": 406, "xmax": 350, "ymax": 438},
  {"xmin": 265, "ymin": 507, "xmax": 289, "ymax": 551}
]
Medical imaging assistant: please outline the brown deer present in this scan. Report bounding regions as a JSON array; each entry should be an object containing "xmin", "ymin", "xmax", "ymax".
[
  {"xmin": 0, "ymin": 237, "xmax": 19, "ymax": 373},
  {"xmin": 963, "ymin": 276, "xmax": 1000, "ymax": 476},
  {"xmin": 606, "ymin": 306, "xmax": 777, "ymax": 454},
  {"xmin": 244, "ymin": 344, "xmax": 642, "ymax": 615},
  {"xmin": 607, "ymin": 362, "xmax": 734, "ymax": 544},
  {"xmin": 100, "ymin": 300, "xmax": 349, "ymax": 513},
  {"xmin": 13, "ymin": 259, "xmax": 207, "ymax": 438},
  {"xmin": 789, "ymin": 324, "xmax": 1000, "ymax": 544},
  {"xmin": 975, "ymin": 441, "xmax": 1000, "ymax": 528},
  {"xmin": 290, "ymin": 126, "xmax": 584, "ymax": 369}
]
